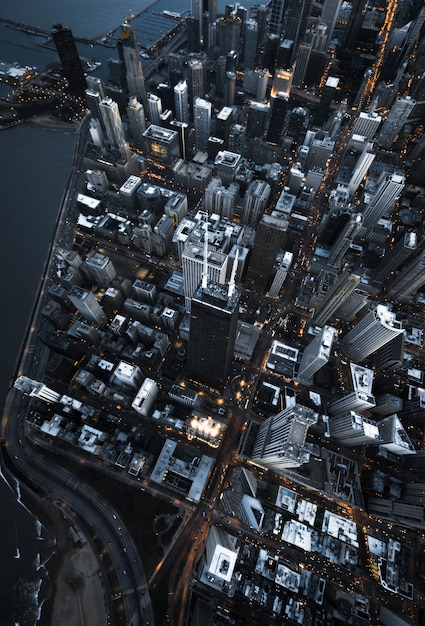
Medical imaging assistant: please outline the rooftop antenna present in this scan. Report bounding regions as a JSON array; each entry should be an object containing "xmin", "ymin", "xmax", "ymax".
[
  {"xmin": 202, "ymin": 220, "xmax": 209, "ymax": 289},
  {"xmin": 228, "ymin": 248, "xmax": 239, "ymax": 298}
]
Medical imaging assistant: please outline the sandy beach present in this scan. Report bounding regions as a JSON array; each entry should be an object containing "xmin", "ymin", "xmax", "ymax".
[{"xmin": 19, "ymin": 483, "xmax": 107, "ymax": 626}]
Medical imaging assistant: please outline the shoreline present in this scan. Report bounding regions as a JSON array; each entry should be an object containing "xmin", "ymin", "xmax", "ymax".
[{"xmin": 15, "ymin": 479, "xmax": 107, "ymax": 626}]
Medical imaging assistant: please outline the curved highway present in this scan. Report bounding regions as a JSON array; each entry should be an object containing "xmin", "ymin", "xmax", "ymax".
[{"xmin": 2, "ymin": 387, "xmax": 154, "ymax": 626}]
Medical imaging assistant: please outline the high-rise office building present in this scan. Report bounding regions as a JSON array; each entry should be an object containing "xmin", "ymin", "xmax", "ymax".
[
  {"xmin": 351, "ymin": 111, "xmax": 382, "ymax": 140},
  {"xmin": 333, "ymin": 288, "xmax": 369, "ymax": 322},
  {"xmin": 83, "ymin": 252, "xmax": 117, "ymax": 287},
  {"xmin": 204, "ymin": 526, "xmax": 238, "ymax": 584},
  {"xmin": 328, "ymin": 213, "xmax": 363, "ymax": 268},
  {"xmin": 204, "ymin": 178, "xmax": 239, "ymax": 219},
  {"xmin": 292, "ymin": 42, "xmax": 312, "ymax": 88},
  {"xmin": 328, "ymin": 363, "xmax": 375, "ymax": 416},
  {"xmin": 142, "ymin": 125, "xmax": 180, "ymax": 166},
  {"xmin": 214, "ymin": 151, "xmax": 241, "ymax": 185},
  {"xmin": 68, "ymin": 286, "xmax": 107, "ymax": 326},
  {"xmin": 320, "ymin": 0, "xmax": 344, "ymax": 48},
  {"xmin": 193, "ymin": 97, "xmax": 212, "ymax": 150},
  {"xmin": 373, "ymin": 231, "xmax": 417, "ymax": 285},
  {"xmin": 174, "ymin": 80, "xmax": 189, "ymax": 123},
  {"xmin": 269, "ymin": 0, "xmax": 285, "ymax": 36},
  {"xmin": 297, "ymin": 325, "xmax": 336, "ymax": 384},
  {"xmin": 243, "ymin": 20, "xmax": 259, "ymax": 70},
  {"xmin": 251, "ymin": 405, "xmax": 318, "ymax": 471},
  {"xmin": 281, "ymin": 0, "xmax": 314, "ymax": 48},
  {"xmin": 241, "ymin": 180, "xmax": 271, "ymax": 227},
  {"xmin": 126, "ymin": 96, "xmax": 146, "ymax": 148},
  {"xmin": 188, "ymin": 56, "xmax": 205, "ymax": 110},
  {"xmin": 347, "ymin": 140, "xmax": 375, "ymax": 195},
  {"xmin": 371, "ymin": 333, "xmax": 405, "ymax": 372},
  {"xmin": 86, "ymin": 89, "xmax": 106, "ymax": 133},
  {"xmin": 217, "ymin": 15, "xmax": 242, "ymax": 55},
  {"xmin": 182, "ymin": 243, "xmax": 228, "ymax": 311},
  {"xmin": 118, "ymin": 20, "xmax": 147, "ymax": 105},
  {"xmin": 360, "ymin": 171, "xmax": 405, "ymax": 233},
  {"xmin": 378, "ymin": 414, "xmax": 415, "ymax": 456},
  {"xmin": 312, "ymin": 266, "xmax": 362, "ymax": 326},
  {"xmin": 339, "ymin": 304, "xmax": 404, "ymax": 362},
  {"xmin": 386, "ymin": 247, "xmax": 425, "ymax": 303},
  {"xmin": 271, "ymin": 68, "xmax": 293, "ymax": 97},
  {"xmin": 266, "ymin": 93, "xmax": 289, "ymax": 144},
  {"xmin": 85, "ymin": 76, "xmax": 106, "ymax": 99},
  {"xmin": 187, "ymin": 280, "xmax": 240, "ymax": 391},
  {"xmin": 215, "ymin": 107, "xmax": 234, "ymax": 148},
  {"xmin": 245, "ymin": 214, "xmax": 288, "ymax": 292},
  {"xmin": 190, "ymin": 0, "xmax": 203, "ymax": 47},
  {"xmin": 328, "ymin": 411, "xmax": 382, "ymax": 446},
  {"xmin": 51, "ymin": 23, "xmax": 87, "ymax": 97},
  {"xmin": 14, "ymin": 376, "xmax": 62, "ymax": 405},
  {"xmin": 147, "ymin": 93, "xmax": 163, "ymax": 125},
  {"xmin": 224, "ymin": 71, "xmax": 236, "ymax": 107},
  {"xmin": 246, "ymin": 102, "xmax": 269, "ymax": 139},
  {"xmin": 377, "ymin": 96, "xmax": 416, "ymax": 149},
  {"xmin": 99, "ymin": 98, "xmax": 126, "ymax": 150}
]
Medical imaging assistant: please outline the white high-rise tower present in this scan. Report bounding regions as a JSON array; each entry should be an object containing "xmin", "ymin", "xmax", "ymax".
[
  {"xmin": 339, "ymin": 304, "xmax": 404, "ymax": 362},
  {"xmin": 251, "ymin": 405, "xmax": 318, "ymax": 472}
]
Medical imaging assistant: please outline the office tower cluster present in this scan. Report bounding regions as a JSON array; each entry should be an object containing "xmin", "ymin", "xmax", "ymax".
[{"xmin": 71, "ymin": 0, "xmax": 425, "ymax": 479}]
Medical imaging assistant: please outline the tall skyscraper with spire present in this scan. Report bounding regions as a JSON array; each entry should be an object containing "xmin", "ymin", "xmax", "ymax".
[
  {"xmin": 186, "ymin": 241, "xmax": 240, "ymax": 391},
  {"xmin": 118, "ymin": 19, "xmax": 147, "ymax": 106}
]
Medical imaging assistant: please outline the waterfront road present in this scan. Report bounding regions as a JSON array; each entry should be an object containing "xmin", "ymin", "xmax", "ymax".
[
  {"xmin": 1, "ymin": 114, "xmax": 154, "ymax": 626},
  {"xmin": 2, "ymin": 386, "xmax": 154, "ymax": 626}
]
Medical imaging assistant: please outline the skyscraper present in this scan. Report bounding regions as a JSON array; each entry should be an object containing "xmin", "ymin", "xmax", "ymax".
[
  {"xmin": 83, "ymin": 252, "xmax": 117, "ymax": 287},
  {"xmin": 339, "ymin": 304, "xmax": 404, "ymax": 362},
  {"xmin": 373, "ymin": 231, "xmax": 417, "ymax": 285},
  {"xmin": 351, "ymin": 111, "xmax": 382, "ymax": 140},
  {"xmin": 147, "ymin": 93, "xmax": 163, "ymax": 126},
  {"xmin": 328, "ymin": 213, "xmax": 363, "ymax": 268},
  {"xmin": 190, "ymin": 0, "xmax": 203, "ymax": 47},
  {"xmin": 188, "ymin": 57, "xmax": 205, "ymax": 112},
  {"xmin": 187, "ymin": 280, "xmax": 240, "ymax": 391},
  {"xmin": 360, "ymin": 171, "xmax": 405, "ymax": 234},
  {"xmin": 386, "ymin": 247, "xmax": 425, "ymax": 303},
  {"xmin": 377, "ymin": 96, "xmax": 416, "ymax": 149},
  {"xmin": 241, "ymin": 180, "xmax": 271, "ymax": 227},
  {"xmin": 68, "ymin": 286, "xmax": 107, "ymax": 326},
  {"xmin": 320, "ymin": 0, "xmax": 344, "ymax": 48},
  {"xmin": 174, "ymin": 80, "xmax": 189, "ymax": 123},
  {"xmin": 127, "ymin": 96, "xmax": 146, "ymax": 148},
  {"xmin": 328, "ymin": 363, "xmax": 375, "ymax": 416},
  {"xmin": 347, "ymin": 140, "xmax": 375, "ymax": 196},
  {"xmin": 99, "ymin": 98, "xmax": 126, "ymax": 150},
  {"xmin": 312, "ymin": 266, "xmax": 362, "ymax": 326},
  {"xmin": 118, "ymin": 20, "xmax": 147, "ymax": 106},
  {"xmin": 51, "ymin": 23, "xmax": 87, "ymax": 97},
  {"xmin": 182, "ymin": 242, "xmax": 228, "ymax": 311},
  {"xmin": 193, "ymin": 97, "xmax": 211, "ymax": 150},
  {"xmin": 328, "ymin": 411, "xmax": 382, "ymax": 446},
  {"xmin": 266, "ymin": 93, "xmax": 289, "ymax": 144},
  {"xmin": 246, "ymin": 102, "xmax": 269, "ymax": 139},
  {"xmin": 297, "ymin": 325, "xmax": 336, "ymax": 384},
  {"xmin": 245, "ymin": 214, "xmax": 288, "ymax": 292},
  {"xmin": 269, "ymin": 0, "xmax": 285, "ymax": 36},
  {"xmin": 251, "ymin": 405, "xmax": 318, "ymax": 471}
]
